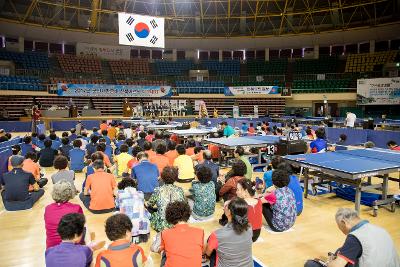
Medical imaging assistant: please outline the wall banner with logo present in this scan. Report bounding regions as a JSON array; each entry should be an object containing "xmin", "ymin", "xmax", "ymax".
[
  {"xmin": 357, "ymin": 77, "xmax": 400, "ymax": 105},
  {"xmin": 57, "ymin": 84, "xmax": 172, "ymax": 98},
  {"xmin": 224, "ymin": 86, "xmax": 279, "ymax": 96}
]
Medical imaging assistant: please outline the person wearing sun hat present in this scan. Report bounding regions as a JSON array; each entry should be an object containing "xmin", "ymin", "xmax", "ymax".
[{"xmin": 1, "ymin": 155, "xmax": 45, "ymax": 211}]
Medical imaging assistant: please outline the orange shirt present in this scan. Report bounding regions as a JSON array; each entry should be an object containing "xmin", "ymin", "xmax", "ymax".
[
  {"xmin": 100, "ymin": 123, "xmax": 108, "ymax": 132},
  {"xmin": 161, "ymin": 224, "xmax": 204, "ymax": 267},
  {"xmin": 165, "ymin": 150, "xmax": 179, "ymax": 166},
  {"xmin": 107, "ymin": 127, "xmax": 117, "ymax": 140},
  {"xmin": 186, "ymin": 147, "xmax": 195, "ymax": 156},
  {"xmin": 85, "ymin": 170, "xmax": 116, "ymax": 210},
  {"xmin": 127, "ymin": 158, "xmax": 139, "ymax": 170},
  {"xmin": 208, "ymin": 144, "xmax": 220, "ymax": 159},
  {"xmin": 95, "ymin": 240, "xmax": 147, "ymax": 267},
  {"xmin": 150, "ymin": 154, "xmax": 170, "ymax": 174},
  {"xmin": 22, "ymin": 159, "xmax": 41, "ymax": 180},
  {"xmin": 145, "ymin": 149, "xmax": 156, "ymax": 160},
  {"xmin": 99, "ymin": 151, "xmax": 112, "ymax": 168},
  {"xmin": 192, "ymin": 151, "xmax": 204, "ymax": 163}
]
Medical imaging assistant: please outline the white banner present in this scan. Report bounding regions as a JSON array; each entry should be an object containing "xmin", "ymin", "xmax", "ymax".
[
  {"xmin": 225, "ymin": 86, "xmax": 279, "ymax": 96},
  {"xmin": 357, "ymin": 77, "xmax": 400, "ymax": 105},
  {"xmin": 76, "ymin": 43, "xmax": 131, "ymax": 60},
  {"xmin": 118, "ymin": 13, "xmax": 165, "ymax": 48}
]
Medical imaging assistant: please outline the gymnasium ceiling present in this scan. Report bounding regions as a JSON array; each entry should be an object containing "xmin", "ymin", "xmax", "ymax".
[{"xmin": 0, "ymin": 0, "xmax": 399, "ymax": 38}]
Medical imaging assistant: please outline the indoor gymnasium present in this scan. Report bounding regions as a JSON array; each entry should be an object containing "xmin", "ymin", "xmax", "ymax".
[{"xmin": 0, "ymin": 0, "xmax": 400, "ymax": 266}]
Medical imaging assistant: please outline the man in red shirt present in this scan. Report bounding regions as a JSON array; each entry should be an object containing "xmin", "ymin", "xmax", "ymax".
[{"xmin": 387, "ymin": 140, "xmax": 400, "ymax": 151}]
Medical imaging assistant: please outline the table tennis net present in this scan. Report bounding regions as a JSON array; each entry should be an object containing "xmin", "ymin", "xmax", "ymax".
[{"xmin": 336, "ymin": 149, "xmax": 400, "ymax": 164}]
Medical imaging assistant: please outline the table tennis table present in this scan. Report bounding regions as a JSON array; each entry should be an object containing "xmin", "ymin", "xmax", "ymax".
[
  {"xmin": 122, "ymin": 119, "xmax": 157, "ymax": 126},
  {"xmin": 167, "ymin": 127, "xmax": 218, "ymax": 137},
  {"xmin": 284, "ymin": 149, "xmax": 399, "ymax": 216},
  {"xmin": 203, "ymin": 135, "xmax": 282, "ymax": 167},
  {"xmin": 146, "ymin": 123, "xmax": 182, "ymax": 130}
]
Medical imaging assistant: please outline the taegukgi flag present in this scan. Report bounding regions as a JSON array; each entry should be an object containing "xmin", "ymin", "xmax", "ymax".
[{"xmin": 118, "ymin": 13, "xmax": 165, "ymax": 48}]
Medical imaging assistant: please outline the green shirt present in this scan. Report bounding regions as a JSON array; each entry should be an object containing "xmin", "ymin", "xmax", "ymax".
[
  {"xmin": 223, "ymin": 125, "xmax": 235, "ymax": 137},
  {"xmin": 191, "ymin": 181, "xmax": 216, "ymax": 218},
  {"xmin": 240, "ymin": 155, "xmax": 253, "ymax": 180}
]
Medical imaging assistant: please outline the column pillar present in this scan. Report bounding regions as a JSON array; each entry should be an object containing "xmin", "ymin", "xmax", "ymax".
[
  {"xmin": 265, "ymin": 48, "xmax": 269, "ymax": 61},
  {"xmin": 18, "ymin": 36, "xmax": 24, "ymax": 52},
  {"xmin": 172, "ymin": 49, "xmax": 177, "ymax": 61},
  {"xmin": 218, "ymin": 49, "xmax": 223, "ymax": 62},
  {"xmin": 369, "ymin": 40, "xmax": 375, "ymax": 53},
  {"xmin": 313, "ymin": 44, "xmax": 319, "ymax": 59},
  {"xmin": 149, "ymin": 49, "xmax": 153, "ymax": 60}
]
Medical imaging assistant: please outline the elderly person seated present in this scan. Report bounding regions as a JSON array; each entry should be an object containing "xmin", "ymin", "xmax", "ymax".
[
  {"xmin": 304, "ymin": 208, "xmax": 399, "ymax": 267},
  {"xmin": 44, "ymin": 181, "xmax": 82, "ymax": 249},
  {"xmin": 146, "ymin": 166, "xmax": 185, "ymax": 232},
  {"xmin": 1, "ymin": 155, "xmax": 44, "ymax": 211}
]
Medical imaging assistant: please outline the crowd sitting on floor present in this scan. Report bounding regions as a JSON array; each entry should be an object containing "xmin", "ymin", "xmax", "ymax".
[{"xmin": 0, "ymin": 120, "xmax": 399, "ymax": 267}]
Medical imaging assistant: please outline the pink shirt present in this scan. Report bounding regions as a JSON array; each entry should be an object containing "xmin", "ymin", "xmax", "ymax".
[{"xmin": 44, "ymin": 202, "xmax": 83, "ymax": 249}]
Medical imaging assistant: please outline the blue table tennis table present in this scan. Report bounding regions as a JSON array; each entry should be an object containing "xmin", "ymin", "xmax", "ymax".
[
  {"xmin": 284, "ymin": 149, "xmax": 399, "ymax": 216},
  {"xmin": 203, "ymin": 135, "xmax": 283, "ymax": 167}
]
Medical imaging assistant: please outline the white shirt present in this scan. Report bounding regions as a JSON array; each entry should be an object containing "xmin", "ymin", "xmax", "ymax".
[
  {"xmin": 124, "ymin": 128, "xmax": 133, "ymax": 139},
  {"xmin": 346, "ymin": 113, "xmax": 357, "ymax": 127}
]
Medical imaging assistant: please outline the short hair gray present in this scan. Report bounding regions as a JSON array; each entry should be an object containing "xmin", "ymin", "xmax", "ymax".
[
  {"xmin": 203, "ymin": 150, "xmax": 212, "ymax": 160},
  {"xmin": 335, "ymin": 208, "xmax": 359, "ymax": 222},
  {"xmin": 364, "ymin": 141, "xmax": 375, "ymax": 148},
  {"xmin": 52, "ymin": 181, "xmax": 76, "ymax": 203}
]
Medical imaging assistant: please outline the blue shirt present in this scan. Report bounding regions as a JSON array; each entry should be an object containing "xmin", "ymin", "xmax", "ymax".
[
  {"xmin": 20, "ymin": 143, "xmax": 35, "ymax": 156},
  {"xmin": 132, "ymin": 160, "xmax": 159, "ymax": 193},
  {"xmin": 68, "ymin": 134, "xmax": 78, "ymax": 142},
  {"xmin": 241, "ymin": 124, "xmax": 248, "ymax": 132},
  {"xmin": 36, "ymin": 140, "xmax": 45, "ymax": 149},
  {"xmin": 50, "ymin": 140, "xmax": 61, "ymax": 150},
  {"xmin": 263, "ymin": 170, "xmax": 273, "ymax": 188},
  {"xmin": 85, "ymin": 143, "xmax": 97, "ymax": 157},
  {"xmin": 288, "ymin": 175, "xmax": 303, "ymax": 215},
  {"xmin": 223, "ymin": 125, "xmax": 235, "ymax": 137},
  {"xmin": 60, "ymin": 144, "xmax": 73, "ymax": 159},
  {"xmin": 45, "ymin": 242, "xmax": 92, "ymax": 267},
  {"xmin": 310, "ymin": 138, "xmax": 327, "ymax": 153},
  {"xmin": 102, "ymin": 135, "xmax": 111, "ymax": 145},
  {"xmin": 69, "ymin": 148, "xmax": 85, "ymax": 171}
]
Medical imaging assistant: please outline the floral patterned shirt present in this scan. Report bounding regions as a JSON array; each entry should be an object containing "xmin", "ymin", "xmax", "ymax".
[
  {"xmin": 191, "ymin": 181, "xmax": 216, "ymax": 218},
  {"xmin": 147, "ymin": 184, "xmax": 185, "ymax": 232},
  {"xmin": 272, "ymin": 186, "xmax": 297, "ymax": 231}
]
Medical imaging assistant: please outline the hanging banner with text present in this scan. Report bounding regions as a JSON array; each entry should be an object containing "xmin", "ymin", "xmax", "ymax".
[
  {"xmin": 224, "ymin": 86, "xmax": 279, "ymax": 96},
  {"xmin": 57, "ymin": 84, "xmax": 172, "ymax": 98},
  {"xmin": 357, "ymin": 77, "xmax": 400, "ymax": 105},
  {"xmin": 76, "ymin": 43, "xmax": 131, "ymax": 60}
]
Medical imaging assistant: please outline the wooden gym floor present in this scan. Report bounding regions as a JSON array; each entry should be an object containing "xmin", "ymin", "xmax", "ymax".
[{"xmin": 0, "ymin": 134, "xmax": 399, "ymax": 267}]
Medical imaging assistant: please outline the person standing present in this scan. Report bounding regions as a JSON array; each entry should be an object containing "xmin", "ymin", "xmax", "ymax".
[
  {"xmin": 345, "ymin": 112, "xmax": 356, "ymax": 128},
  {"xmin": 32, "ymin": 105, "xmax": 41, "ymax": 134}
]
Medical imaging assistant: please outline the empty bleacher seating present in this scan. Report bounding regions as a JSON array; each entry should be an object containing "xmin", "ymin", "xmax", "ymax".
[
  {"xmin": 175, "ymin": 80, "xmax": 225, "ymax": 94},
  {"xmin": 200, "ymin": 60, "xmax": 240, "ymax": 76},
  {"xmin": 247, "ymin": 59, "xmax": 288, "ymax": 75},
  {"xmin": 0, "ymin": 75, "xmax": 43, "ymax": 91},
  {"xmin": 0, "ymin": 50, "xmax": 49, "ymax": 70},
  {"xmin": 116, "ymin": 80, "xmax": 168, "ymax": 86},
  {"xmin": 109, "ymin": 59, "xmax": 150, "ymax": 76},
  {"xmin": 155, "ymin": 60, "xmax": 194, "ymax": 75},
  {"xmin": 57, "ymin": 54, "xmax": 102, "ymax": 74},
  {"xmin": 292, "ymin": 79, "xmax": 351, "ymax": 93},
  {"xmin": 232, "ymin": 81, "xmax": 285, "ymax": 90},
  {"xmin": 294, "ymin": 56, "xmax": 338, "ymax": 74},
  {"xmin": 50, "ymin": 77, "xmax": 107, "ymax": 84},
  {"xmin": 345, "ymin": 51, "xmax": 398, "ymax": 73}
]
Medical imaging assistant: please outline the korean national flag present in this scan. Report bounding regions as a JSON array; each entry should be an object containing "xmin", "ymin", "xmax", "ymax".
[{"xmin": 118, "ymin": 13, "xmax": 165, "ymax": 48}]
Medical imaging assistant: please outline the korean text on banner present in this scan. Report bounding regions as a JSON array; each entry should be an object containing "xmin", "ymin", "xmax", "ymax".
[{"xmin": 57, "ymin": 84, "xmax": 172, "ymax": 98}]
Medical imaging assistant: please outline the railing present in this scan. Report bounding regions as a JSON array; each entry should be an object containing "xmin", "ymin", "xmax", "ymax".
[
  {"xmin": 15, "ymin": 69, "xmax": 50, "ymax": 79},
  {"xmin": 291, "ymin": 87, "xmax": 357, "ymax": 93},
  {"xmin": 293, "ymin": 71, "xmax": 383, "ymax": 80},
  {"xmin": 0, "ymin": 81, "xmax": 45, "ymax": 91}
]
